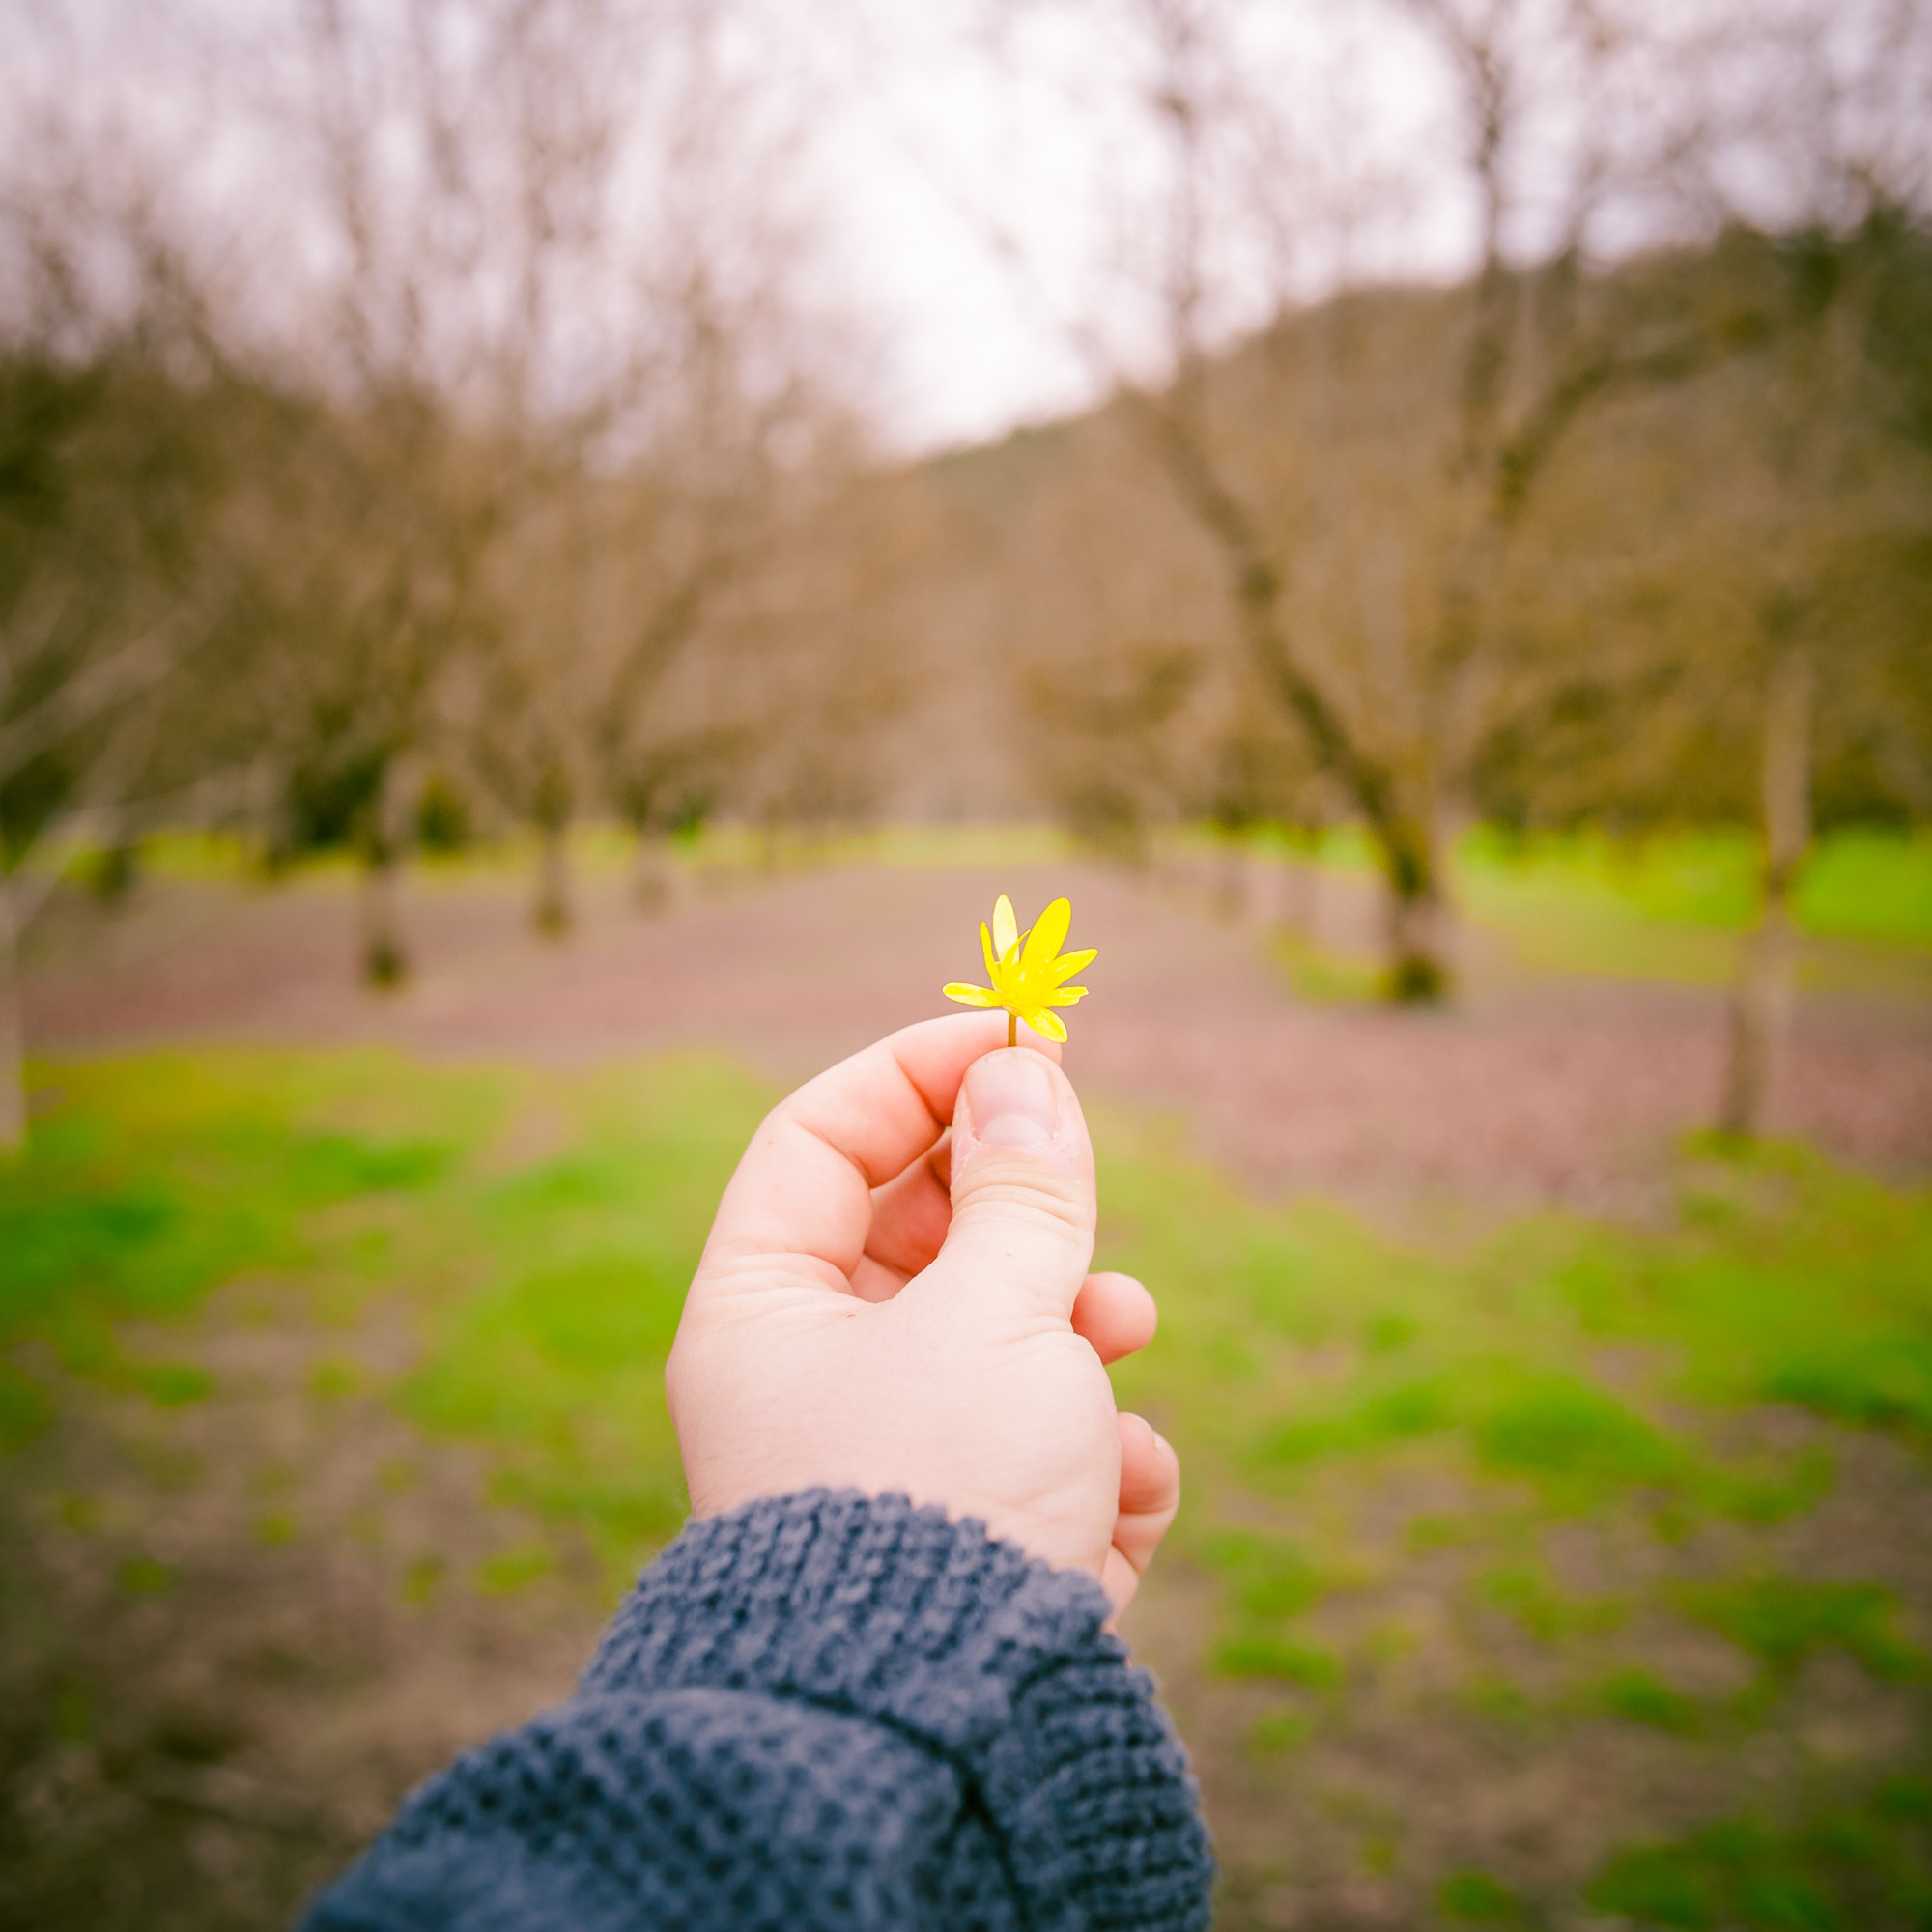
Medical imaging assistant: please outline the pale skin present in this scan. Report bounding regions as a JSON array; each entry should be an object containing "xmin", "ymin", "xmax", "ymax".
[{"xmin": 667, "ymin": 1011, "xmax": 1181, "ymax": 1613}]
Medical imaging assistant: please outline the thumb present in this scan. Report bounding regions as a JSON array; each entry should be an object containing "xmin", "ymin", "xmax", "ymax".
[{"xmin": 922, "ymin": 1047, "xmax": 1095, "ymax": 1322}]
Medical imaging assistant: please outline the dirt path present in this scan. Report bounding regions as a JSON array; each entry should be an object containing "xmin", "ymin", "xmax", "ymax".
[{"xmin": 26, "ymin": 856, "xmax": 1932, "ymax": 1213}]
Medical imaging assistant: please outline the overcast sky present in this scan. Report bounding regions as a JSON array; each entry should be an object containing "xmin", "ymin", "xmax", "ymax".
[
  {"xmin": 787, "ymin": 0, "xmax": 1924, "ymax": 453},
  {"xmin": 0, "ymin": 0, "xmax": 1616, "ymax": 450},
  {"xmin": 11, "ymin": 0, "xmax": 1892, "ymax": 457},
  {"xmin": 800, "ymin": 0, "xmax": 1474, "ymax": 453}
]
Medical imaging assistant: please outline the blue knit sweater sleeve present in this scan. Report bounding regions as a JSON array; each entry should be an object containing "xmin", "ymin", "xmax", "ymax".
[{"xmin": 300, "ymin": 1490, "xmax": 1213, "ymax": 1931}]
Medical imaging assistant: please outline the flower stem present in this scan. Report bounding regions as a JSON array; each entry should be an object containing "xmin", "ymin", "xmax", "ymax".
[{"xmin": 1008, "ymin": 1010, "xmax": 1017, "ymax": 1048}]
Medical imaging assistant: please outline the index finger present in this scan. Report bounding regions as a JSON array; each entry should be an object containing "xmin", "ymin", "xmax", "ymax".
[{"xmin": 696, "ymin": 1011, "xmax": 1063, "ymax": 1290}]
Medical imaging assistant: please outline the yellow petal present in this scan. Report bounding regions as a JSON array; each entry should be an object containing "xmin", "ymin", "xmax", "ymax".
[
  {"xmin": 1049, "ymin": 947, "xmax": 1096, "ymax": 984},
  {"xmin": 981, "ymin": 923, "xmax": 999, "ymax": 980},
  {"xmin": 1049, "ymin": 985, "xmax": 1088, "ymax": 1004},
  {"xmin": 992, "ymin": 895, "xmax": 1018, "ymax": 959},
  {"xmin": 1021, "ymin": 898, "xmax": 1071, "ymax": 975},
  {"xmin": 944, "ymin": 983, "xmax": 996, "ymax": 1006},
  {"xmin": 1028, "ymin": 1009, "xmax": 1069, "ymax": 1043}
]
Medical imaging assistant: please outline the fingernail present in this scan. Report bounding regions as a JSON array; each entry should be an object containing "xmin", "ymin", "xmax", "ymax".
[{"xmin": 963, "ymin": 1050, "xmax": 1059, "ymax": 1148}]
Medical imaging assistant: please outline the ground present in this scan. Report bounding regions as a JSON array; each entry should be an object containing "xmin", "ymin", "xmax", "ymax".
[
  {"xmin": 5, "ymin": 838, "xmax": 1931, "ymax": 1931},
  {"xmin": 25, "ymin": 842, "xmax": 1932, "ymax": 1208}
]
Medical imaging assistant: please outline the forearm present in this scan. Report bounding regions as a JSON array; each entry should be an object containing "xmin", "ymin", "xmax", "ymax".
[{"xmin": 301, "ymin": 1491, "xmax": 1212, "ymax": 1931}]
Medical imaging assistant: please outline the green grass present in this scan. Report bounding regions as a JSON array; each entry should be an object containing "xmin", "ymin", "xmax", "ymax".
[
  {"xmin": 1793, "ymin": 831, "xmax": 1932, "ymax": 946},
  {"xmin": 1267, "ymin": 929, "xmax": 1387, "ymax": 1003},
  {"xmin": 0, "ymin": 1053, "xmax": 489, "ymax": 1441},
  {"xmin": 1593, "ymin": 1665, "xmax": 1708, "ymax": 1735},
  {"xmin": 1234, "ymin": 820, "xmax": 1932, "ymax": 998},
  {"xmin": 392, "ymin": 1060, "xmax": 768, "ymax": 1567},
  {"xmin": 1205, "ymin": 819, "xmax": 1932, "ymax": 952},
  {"xmin": 1454, "ymin": 825, "xmax": 1932, "ymax": 985},
  {"xmin": 2, "ymin": 1051, "xmax": 767, "ymax": 1571},
  {"xmin": 1099, "ymin": 1125, "xmax": 1932, "ymax": 1528},
  {"xmin": 1456, "ymin": 824, "xmax": 1932, "ymax": 944},
  {"xmin": 1458, "ymin": 825, "xmax": 1763, "ymax": 930},
  {"xmin": 1088, "ymin": 1108, "xmax": 1931, "ymax": 1920},
  {"xmin": 51, "ymin": 819, "xmax": 1084, "ymax": 891},
  {"xmin": 4, "ymin": 1048, "xmax": 1930, "ymax": 1920},
  {"xmin": 50, "ymin": 818, "xmax": 1932, "ymax": 935},
  {"xmin": 1438, "ymin": 1868, "xmax": 1530, "ymax": 1922},
  {"xmin": 1585, "ymin": 1789, "xmax": 1932, "ymax": 1932},
  {"xmin": 1678, "ymin": 1578, "xmax": 1926, "ymax": 1684}
]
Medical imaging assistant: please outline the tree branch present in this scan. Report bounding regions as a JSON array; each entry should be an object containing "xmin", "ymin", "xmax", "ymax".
[{"xmin": 0, "ymin": 619, "xmax": 179, "ymax": 784}]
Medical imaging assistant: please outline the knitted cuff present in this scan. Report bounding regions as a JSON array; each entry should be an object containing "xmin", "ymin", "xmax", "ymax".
[
  {"xmin": 582, "ymin": 1490, "xmax": 1212, "ymax": 1931},
  {"xmin": 582, "ymin": 1490, "xmax": 1109, "ymax": 1747}
]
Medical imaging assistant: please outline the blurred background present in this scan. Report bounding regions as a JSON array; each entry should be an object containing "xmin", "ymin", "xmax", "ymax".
[{"xmin": 3, "ymin": 1, "xmax": 1931, "ymax": 1926}]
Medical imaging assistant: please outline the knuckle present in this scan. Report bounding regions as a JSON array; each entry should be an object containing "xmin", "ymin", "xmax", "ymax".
[{"xmin": 952, "ymin": 1151, "xmax": 1092, "ymax": 1235}]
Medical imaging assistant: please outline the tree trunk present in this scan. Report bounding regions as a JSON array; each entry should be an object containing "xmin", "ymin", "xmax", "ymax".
[
  {"xmin": 1157, "ymin": 427, "xmax": 1459, "ymax": 1003},
  {"xmin": 1376, "ymin": 813, "xmax": 1454, "ymax": 1002},
  {"xmin": 529, "ymin": 757, "xmax": 574, "ymax": 936},
  {"xmin": 633, "ymin": 827, "xmax": 675, "ymax": 914},
  {"xmin": 535, "ymin": 819, "xmax": 572, "ymax": 935},
  {"xmin": 1719, "ymin": 645, "xmax": 1812, "ymax": 1139},
  {"xmin": 359, "ymin": 847, "xmax": 406, "ymax": 987},
  {"xmin": 351, "ymin": 754, "xmax": 414, "ymax": 988},
  {"xmin": 87, "ymin": 835, "xmax": 141, "ymax": 905},
  {"xmin": 0, "ymin": 877, "xmax": 24, "ymax": 1157}
]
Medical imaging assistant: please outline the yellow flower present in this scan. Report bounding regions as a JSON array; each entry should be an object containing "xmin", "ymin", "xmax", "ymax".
[{"xmin": 943, "ymin": 894, "xmax": 1097, "ymax": 1044}]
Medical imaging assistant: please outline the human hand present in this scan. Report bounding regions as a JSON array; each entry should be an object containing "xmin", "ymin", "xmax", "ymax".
[{"xmin": 666, "ymin": 1012, "xmax": 1180, "ymax": 1612}]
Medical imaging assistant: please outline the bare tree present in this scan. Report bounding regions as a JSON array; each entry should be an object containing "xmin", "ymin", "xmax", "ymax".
[
  {"xmin": 959, "ymin": 0, "xmax": 1838, "ymax": 996},
  {"xmin": 1719, "ymin": 5, "xmax": 1932, "ymax": 1132},
  {"xmin": 0, "ymin": 617, "xmax": 180, "ymax": 1153},
  {"xmin": 1132, "ymin": 0, "xmax": 1761, "ymax": 995},
  {"xmin": 273, "ymin": 0, "xmax": 860, "ymax": 953},
  {"xmin": 0, "ymin": 20, "xmax": 278, "ymax": 1141},
  {"xmin": 1720, "ymin": 637, "xmax": 1811, "ymax": 1135}
]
